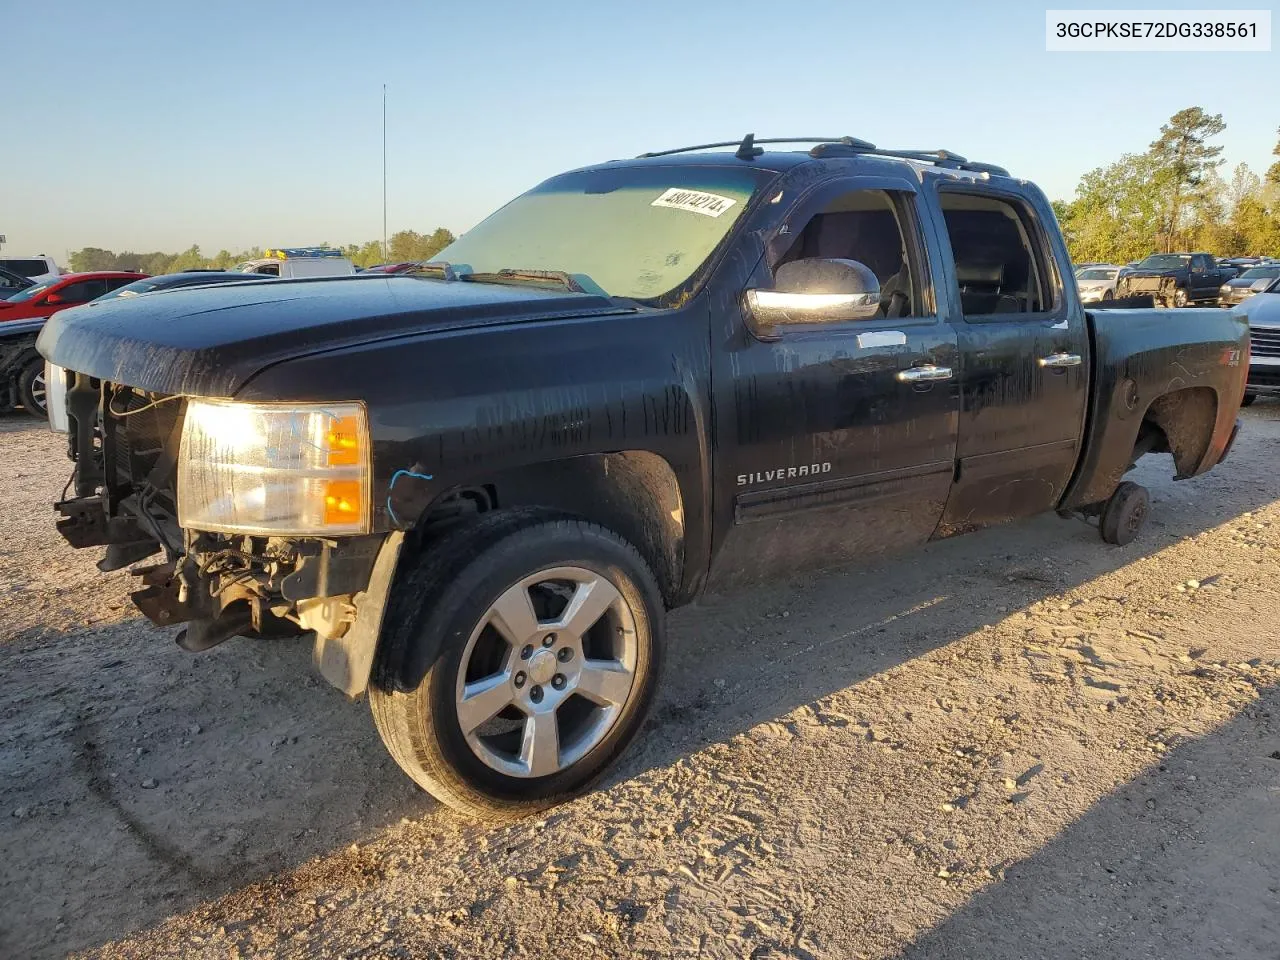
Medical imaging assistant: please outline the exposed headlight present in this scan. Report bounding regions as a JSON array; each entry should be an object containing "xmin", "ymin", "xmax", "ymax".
[{"xmin": 178, "ymin": 400, "xmax": 371, "ymax": 535}]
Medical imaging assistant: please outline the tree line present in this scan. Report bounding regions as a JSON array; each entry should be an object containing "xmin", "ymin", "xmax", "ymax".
[
  {"xmin": 65, "ymin": 112, "xmax": 1280, "ymax": 277},
  {"xmin": 1055, "ymin": 107, "xmax": 1280, "ymax": 265},
  {"xmin": 68, "ymin": 227, "xmax": 455, "ymax": 275}
]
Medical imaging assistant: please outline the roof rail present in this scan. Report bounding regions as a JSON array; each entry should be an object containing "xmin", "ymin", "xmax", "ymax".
[
  {"xmin": 634, "ymin": 133, "xmax": 1009, "ymax": 177},
  {"xmin": 808, "ymin": 141, "xmax": 1010, "ymax": 177},
  {"xmin": 637, "ymin": 133, "xmax": 876, "ymax": 159}
]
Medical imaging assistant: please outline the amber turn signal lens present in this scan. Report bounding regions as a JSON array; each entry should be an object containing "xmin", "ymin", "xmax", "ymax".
[
  {"xmin": 323, "ymin": 480, "xmax": 364, "ymax": 526},
  {"xmin": 326, "ymin": 415, "xmax": 362, "ymax": 467}
]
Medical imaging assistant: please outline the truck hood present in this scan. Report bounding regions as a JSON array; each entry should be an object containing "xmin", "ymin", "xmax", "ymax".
[
  {"xmin": 37, "ymin": 275, "xmax": 631, "ymax": 397},
  {"xmin": 1234, "ymin": 292, "xmax": 1280, "ymax": 327},
  {"xmin": 1125, "ymin": 268, "xmax": 1182, "ymax": 279}
]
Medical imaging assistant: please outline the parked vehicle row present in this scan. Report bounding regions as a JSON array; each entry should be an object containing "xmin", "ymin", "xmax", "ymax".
[
  {"xmin": 0, "ymin": 269, "xmax": 280, "ymax": 417},
  {"xmin": 37, "ymin": 134, "xmax": 1246, "ymax": 817},
  {"xmin": 1076, "ymin": 253, "xmax": 1280, "ymax": 308}
]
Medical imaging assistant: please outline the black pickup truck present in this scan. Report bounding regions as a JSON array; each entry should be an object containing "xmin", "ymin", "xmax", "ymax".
[
  {"xmin": 1116, "ymin": 252, "xmax": 1237, "ymax": 307},
  {"xmin": 38, "ymin": 135, "xmax": 1246, "ymax": 818}
]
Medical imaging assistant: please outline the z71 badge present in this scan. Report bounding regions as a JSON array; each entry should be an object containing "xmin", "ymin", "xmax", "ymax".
[{"xmin": 737, "ymin": 462, "xmax": 832, "ymax": 486}]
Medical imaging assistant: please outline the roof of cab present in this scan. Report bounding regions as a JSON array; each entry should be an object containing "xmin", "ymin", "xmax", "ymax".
[{"xmin": 584, "ymin": 135, "xmax": 1016, "ymax": 192}]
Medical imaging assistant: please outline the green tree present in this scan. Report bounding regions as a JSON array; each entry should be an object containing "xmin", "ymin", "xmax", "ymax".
[
  {"xmin": 168, "ymin": 244, "xmax": 206, "ymax": 273},
  {"xmin": 1266, "ymin": 126, "xmax": 1280, "ymax": 186},
  {"xmin": 1148, "ymin": 107, "xmax": 1226, "ymax": 252},
  {"xmin": 353, "ymin": 240, "xmax": 386, "ymax": 268},
  {"xmin": 387, "ymin": 227, "xmax": 456, "ymax": 263},
  {"xmin": 69, "ymin": 247, "xmax": 121, "ymax": 271},
  {"xmin": 1058, "ymin": 151, "xmax": 1167, "ymax": 264}
]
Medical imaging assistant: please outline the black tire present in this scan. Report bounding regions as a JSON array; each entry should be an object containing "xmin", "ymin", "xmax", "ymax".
[
  {"xmin": 1241, "ymin": 391, "xmax": 1258, "ymax": 407},
  {"xmin": 369, "ymin": 509, "xmax": 665, "ymax": 819},
  {"xmin": 1103, "ymin": 289, "xmax": 1114, "ymax": 301},
  {"xmin": 1173, "ymin": 289, "xmax": 1188, "ymax": 308},
  {"xmin": 1100, "ymin": 481, "xmax": 1150, "ymax": 546},
  {"xmin": 17, "ymin": 357, "xmax": 46, "ymax": 418}
]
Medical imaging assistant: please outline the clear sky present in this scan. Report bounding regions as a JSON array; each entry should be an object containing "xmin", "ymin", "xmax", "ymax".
[{"xmin": 4, "ymin": 0, "xmax": 1276, "ymax": 260}]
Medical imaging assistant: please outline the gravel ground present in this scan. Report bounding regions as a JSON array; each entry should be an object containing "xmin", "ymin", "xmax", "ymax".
[{"xmin": 2, "ymin": 407, "xmax": 1279, "ymax": 960}]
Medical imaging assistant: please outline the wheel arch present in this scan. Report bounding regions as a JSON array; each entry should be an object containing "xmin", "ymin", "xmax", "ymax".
[
  {"xmin": 1141, "ymin": 386, "xmax": 1218, "ymax": 478},
  {"xmin": 1061, "ymin": 383, "xmax": 1224, "ymax": 510},
  {"xmin": 409, "ymin": 451, "xmax": 687, "ymax": 608}
]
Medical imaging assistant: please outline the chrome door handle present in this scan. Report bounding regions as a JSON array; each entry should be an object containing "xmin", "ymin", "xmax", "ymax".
[
  {"xmin": 1038, "ymin": 352, "xmax": 1082, "ymax": 368},
  {"xmin": 896, "ymin": 364, "xmax": 954, "ymax": 383}
]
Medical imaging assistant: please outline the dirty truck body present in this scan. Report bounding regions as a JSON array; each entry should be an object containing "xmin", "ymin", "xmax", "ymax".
[{"xmin": 39, "ymin": 140, "xmax": 1246, "ymax": 816}]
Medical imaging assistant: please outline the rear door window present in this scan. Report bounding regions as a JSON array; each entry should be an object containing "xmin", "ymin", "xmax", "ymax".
[{"xmin": 937, "ymin": 192, "xmax": 1055, "ymax": 317}]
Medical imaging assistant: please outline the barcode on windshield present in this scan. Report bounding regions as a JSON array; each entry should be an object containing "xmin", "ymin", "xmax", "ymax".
[{"xmin": 1046, "ymin": 10, "xmax": 1271, "ymax": 51}]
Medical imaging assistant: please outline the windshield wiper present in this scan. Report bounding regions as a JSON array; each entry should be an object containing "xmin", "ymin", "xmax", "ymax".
[
  {"xmin": 460, "ymin": 268, "xmax": 585, "ymax": 293},
  {"xmin": 408, "ymin": 261, "xmax": 458, "ymax": 280}
]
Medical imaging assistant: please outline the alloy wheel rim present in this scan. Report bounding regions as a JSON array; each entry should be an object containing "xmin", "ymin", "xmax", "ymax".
[
  {"xmin": 453, "ymin": 566, "xmax": 639, "ymax": 779},
  {"xmin": 30, "ymin": 371, "xmax": 46, "ymax": 412}
]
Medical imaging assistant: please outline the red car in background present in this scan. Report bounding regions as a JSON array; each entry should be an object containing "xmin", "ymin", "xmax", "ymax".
[{"xmin": 0, "ymin": 271, "xmax": 148, "ymax": 322}]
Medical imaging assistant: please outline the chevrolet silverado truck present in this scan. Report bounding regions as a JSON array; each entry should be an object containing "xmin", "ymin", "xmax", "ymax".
[
  {"xmin": 1116, "ymin": 252, "xmax": 1237, "ymax": 307},
  {"xmin": 38, "ymin": 135, "xmax": 1247, "ymax": 818}
]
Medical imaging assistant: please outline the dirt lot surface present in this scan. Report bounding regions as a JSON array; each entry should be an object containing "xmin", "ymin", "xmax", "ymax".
[{"xmin": 2, "ymin": 407, "xmax": 1280, "ymax": 960}]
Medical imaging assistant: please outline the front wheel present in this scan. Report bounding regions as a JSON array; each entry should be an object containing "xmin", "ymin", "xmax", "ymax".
[
  {"xmin": 1241, "ymin": 391, "xmax": 1258, "ymax": 407},
  {"xmin": 370, "ymin": 511, "xmax": 664, "ymax": 819},
  {"xmin": 17, "ymin": 358, "xmax": 46, "ymax": 418},
  {"xmin": 1173, "ymin": 289, "xmax": 1188, "ymax": 308}
]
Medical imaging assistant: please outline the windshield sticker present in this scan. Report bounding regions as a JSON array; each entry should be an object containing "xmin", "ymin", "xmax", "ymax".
[{"xmin": 651, "ymin": 188, "xmax": 737, "ymax": 218}]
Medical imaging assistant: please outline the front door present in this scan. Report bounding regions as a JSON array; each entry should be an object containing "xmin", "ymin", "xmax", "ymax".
[
  {"xmin": 707, "ymin": 176, "xmax": 960, "ymax": 590},
  {"xmin": 1189, "ymin": 254, "xmax": 1215, "ymax": 301},
  {"xmin": 932, "ymin": 186, "xmax": 1090, "ymax": 533}
]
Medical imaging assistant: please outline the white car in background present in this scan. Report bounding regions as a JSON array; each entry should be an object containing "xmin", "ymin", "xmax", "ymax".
[
  {"xmin": 1075, "ymin": 264, "xmax": 1123, "ymax": 303},
  {"xmin": 234, "ymin": 247, "xmax": 356, "ymax": 279},
  {"xmin": 0, "ymin": 255, "xmax": 62, "ymax": 284}
]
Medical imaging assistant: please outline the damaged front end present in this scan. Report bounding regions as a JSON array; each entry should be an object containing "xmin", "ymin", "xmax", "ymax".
[{"xmin": 54, "ymin": 371, "xmax": 399, "ymax": 694}]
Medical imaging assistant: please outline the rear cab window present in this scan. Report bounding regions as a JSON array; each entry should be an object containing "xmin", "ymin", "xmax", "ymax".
[{"xmin": 0, "ymin": 259, "xmax": 51, "ymax": 278}]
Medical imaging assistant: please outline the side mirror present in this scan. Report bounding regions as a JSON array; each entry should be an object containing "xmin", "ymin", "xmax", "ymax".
[
  {"xmin": 44, "ymin": 293, "xmax": 64, "ymax": 305},
  {"xmin": 744, "ymin": 258, "xmax": 881, "ymax": 338}
]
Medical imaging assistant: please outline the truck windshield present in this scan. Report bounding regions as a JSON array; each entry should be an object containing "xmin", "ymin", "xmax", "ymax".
[
  {"xmin": 429, "ymin": 165, "xmax": 776, "ymax": 303},
  {"xmin": 1138, "ymin": 255, "xmax": 1191, "ymax": 269}
]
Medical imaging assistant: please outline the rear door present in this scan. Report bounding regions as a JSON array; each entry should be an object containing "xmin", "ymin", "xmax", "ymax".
[
  {"xmin": 931, "ymin": 184, "xmax": 1090, "ymax": 533},
  {"xmin": 707, "ymin": 174, "xmax": 960, "ymax": 589}
]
